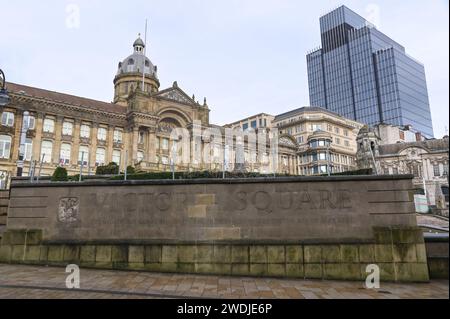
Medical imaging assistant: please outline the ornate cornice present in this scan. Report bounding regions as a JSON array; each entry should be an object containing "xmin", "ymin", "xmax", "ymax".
[{"xmin": 10, "ymin": 94, "xmax": 127, "ymax": 124}]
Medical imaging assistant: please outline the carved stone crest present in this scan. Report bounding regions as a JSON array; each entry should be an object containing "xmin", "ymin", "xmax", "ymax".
[{"xmin": 58, "ymin": 198, "xmax": 80, "ymax": 223}]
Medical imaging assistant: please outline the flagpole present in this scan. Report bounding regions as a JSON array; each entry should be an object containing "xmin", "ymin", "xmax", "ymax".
[{"xmin": 142, "ymin": 19, "xmax": 148, "ymax": 92}]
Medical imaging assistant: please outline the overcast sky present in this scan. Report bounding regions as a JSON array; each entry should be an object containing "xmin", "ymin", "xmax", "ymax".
[{"xmin": 1, "ymin": 0, "xmax": 448, "ymax": 137}]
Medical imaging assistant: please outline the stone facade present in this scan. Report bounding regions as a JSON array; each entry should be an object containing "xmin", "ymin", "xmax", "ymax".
[
  {"xmin": 356, "ymin": 125, "xmax": 449, "ymax": 207},
  {"xmin": 0, "ymin": 37, "xmax": 297, "ymax": 184},
  {"xmin": 273, "ymin": 107, "xmax": 364, "ymax": 175}
]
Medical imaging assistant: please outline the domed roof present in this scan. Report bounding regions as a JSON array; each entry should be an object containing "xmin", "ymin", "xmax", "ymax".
[
  {"xmin": 116, "ymin": 36, "xmax": 158, "ymax": 78},
  {"xmin": 133, "ymin": 36, "xmax": 145, "ymax": 48}
]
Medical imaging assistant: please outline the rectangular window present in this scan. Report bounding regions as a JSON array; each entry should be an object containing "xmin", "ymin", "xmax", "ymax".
[
  {"xmin": 80, "ymin": 124, "xmax": 90, "ymax": 138},
  {"xmin": 161, "ymin": 138, "xmax": 169, "ymax": 150},
  {"xmin": 43, "ymin": 118, "xmax": 55, "ymax": 133},
  {"xmin": 335, "ymin": 138, "xmax": 341, "ymax": 145},
  {"xmin": 97, "ymin": 127, "xmax": 107, "ymax": 141},
  {"xmin": 112, "ymin": 150, "xmax": 121, "ymax": 165},
  {"xmin": 24, "ymin": 138, "xmax": 33, "ymax": 161},
  {"xmin": 344, "ymin": 140, "xmax": 350, "ymax": 147},
  {"xmin": 251, "ymin": 120, "xmax": 257, "ymax": 129},
  {"xmin": 344, "ymin": 130, "xmax": 349, "ymax": 137},
  {"xmin": 60, "ymin": 143, "xmax": 71, "ymax": 165},
  {"xmin": 96, "ymin": 148, "xmax": 106, "ymax": 166},
  {"xmin": 40, "ymin": 141, "xmax": 53, "ymax": 163},
  {"xmin": 242, "ymin": 123, "xmax": 249, "ymax": 131},
  {"xmin": 78, "ymin": 146, "xmax": 89, "ymax": 165},
  {"xmin": 1, "ymin": 112, "xmax": 15, "ymax": 127},
  {"xmin": 62, "ymin": 121, "xmax": 73, "ymax": 136},
  {"xmin": 138, "ymin": 131, "xmax": 145, "ymax": 144},
  {"xmin": 0, "ymin": 135, "xmax": 12, "ymax": 159},
  {"xmin": 25, "ymin": 115, "xmax": 35, "ymax": 130},
  {"xmin": 433, "ymin": 165, "xmax": 441, "ymax": 177},
  {"xmin": 113, "ymin": 129, "xmax": 123, "ymax": 143}
]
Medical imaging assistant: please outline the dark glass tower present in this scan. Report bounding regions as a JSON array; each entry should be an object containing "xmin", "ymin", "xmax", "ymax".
[{"xmin": 307, "ymin": 5, "xmax": 434, "ymax": 138}]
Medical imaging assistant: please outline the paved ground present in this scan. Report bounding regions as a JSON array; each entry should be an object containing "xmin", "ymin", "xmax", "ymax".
[{"xmin": 0, "ymin": 264, "xmax": 448, "ymax": 299}]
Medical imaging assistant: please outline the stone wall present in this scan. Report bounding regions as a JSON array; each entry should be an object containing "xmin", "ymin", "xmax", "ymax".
[
  {"xmin": 425, "ymin": 237, "xmax": 449, "ymax": 279},
  {"xmin": 0, "ymin": 190, "xmax": 9, "ymax": 236},
  {"xmin": 0, "ymin": 175, "xmax": 430, "ymax": 282}
]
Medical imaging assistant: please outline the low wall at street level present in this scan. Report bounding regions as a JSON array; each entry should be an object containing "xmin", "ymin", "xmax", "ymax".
[{"xmin": 0, "ymin": 175, "xmax": 429, "ymax": 282}]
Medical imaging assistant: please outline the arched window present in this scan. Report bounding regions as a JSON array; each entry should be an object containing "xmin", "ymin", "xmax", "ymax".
[
  {"xmin": 0, "ymin": 135, "xmax": 12, "ymax": 159},
  {"xmin": 128, "ymin": 59, "xmax": 135, "ymax": 65},
  {"xmin": 60, "ymin": 143, "xmax": 71, "ymax": 165},
  {"xmin": 40, "ymin": 140, "xmax": 53, "ymax": 163},
  {"xmin": 145, "ymin": 60, "xmax": 150, "ymax": 67}
]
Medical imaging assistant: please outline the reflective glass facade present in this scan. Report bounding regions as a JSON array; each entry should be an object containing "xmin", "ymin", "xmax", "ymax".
[{"xmin": 307, "ymin": 6, "xmax": 434, "ymax": 138}]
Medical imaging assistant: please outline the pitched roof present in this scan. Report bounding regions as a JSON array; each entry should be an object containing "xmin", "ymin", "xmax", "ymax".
[{"xmin": 6, "ymin": 82, "xmax": 126, "ymax": 115}]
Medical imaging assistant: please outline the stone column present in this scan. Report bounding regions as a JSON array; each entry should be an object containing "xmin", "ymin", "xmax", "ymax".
[
  {"xmin": 32, "ymin": 113, "xmax": 44, "ymax": 162},
  {"xmin": 90, "ymin": 124, "xmax": 98, "ymax": 169},
  {"xmin": 107, "ymin": 125, "xmax": 114, "ymax": 163},
  {"xmin": 52, "ymin": 116, "xmax": 64, "ymax": 165},
  {"xmin": 71, "ymin": 119, "xmax": 81, "ymax": 166},
  {"xmin": 132, "ymin": 127, "xmax": 139, "ymax": 164},
  {"xmin": 148, "ymin": 129, "xmax": 157, "ymax": 164},
  {"xmin": 122, "ymin": 127, "xmax": 132, "ymax": 170},
  {"xmin": 11, "ymin": 111, "xmax": 23, "ymax": 163}
]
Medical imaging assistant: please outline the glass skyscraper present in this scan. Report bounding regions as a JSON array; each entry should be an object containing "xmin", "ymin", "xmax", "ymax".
[{"xmin": 307, "ymin": 6, "xmax": 434, "ymax": 138}]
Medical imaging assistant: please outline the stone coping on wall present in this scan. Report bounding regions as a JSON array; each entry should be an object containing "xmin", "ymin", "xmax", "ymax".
[{"xmin": 10, "ymin": 174, "xmax": 416, "ymax": 188}]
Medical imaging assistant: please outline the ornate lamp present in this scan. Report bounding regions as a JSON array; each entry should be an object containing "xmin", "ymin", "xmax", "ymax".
[{"xmin": 0, "ymin": 69, "xmax": 11, "ymax": 107}]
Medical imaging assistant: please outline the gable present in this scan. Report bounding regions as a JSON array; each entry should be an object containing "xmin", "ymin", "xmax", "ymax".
[{"xmin": 155, "ymin": 87, "xmax": 195, "ymax": 105}]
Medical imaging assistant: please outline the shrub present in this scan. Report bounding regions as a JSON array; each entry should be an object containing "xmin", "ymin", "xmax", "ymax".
[
  {"xmin": 96, "ymin": 162, "xmax": 119, "ymax": 175},
  {"xmin": 51, "ymin": 167, "xmax": 68, "ymax": 182},
  {"xmin": 126, "ymin": 165, "xmax": 136, "ymax": 175}
]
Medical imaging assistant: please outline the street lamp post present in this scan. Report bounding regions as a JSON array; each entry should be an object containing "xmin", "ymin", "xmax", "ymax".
[
  {"xmin": 0, "ymin": 69, "xmax": 11, "ymax": 107},
  {"xmin": 17, "ymin": 111, "xmax": 30, "ymax": 177}
]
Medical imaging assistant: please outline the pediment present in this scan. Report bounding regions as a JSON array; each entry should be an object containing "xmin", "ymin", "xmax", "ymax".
[{"xmin": 155, "ymin": 86, "xmax": 195, "ymax": 105}]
